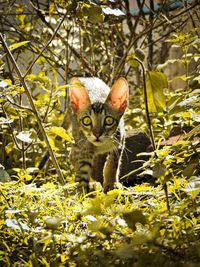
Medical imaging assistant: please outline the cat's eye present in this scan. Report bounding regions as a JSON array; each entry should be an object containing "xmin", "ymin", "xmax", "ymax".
[
  {"xmin": 105, "ymin": 116, "xmax": 115, "ymax": 126},
  {"xmin": 82, "ymin": 116, "xmax": 92, "ymax": 126}
]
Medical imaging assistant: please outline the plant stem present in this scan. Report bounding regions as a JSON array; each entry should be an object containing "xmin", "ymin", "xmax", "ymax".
[
  {"xmin": 0, "ymin": 34, "xmax": 65, "ymax": 186},
  {"xmin": 134, "ymin": 58, "xmax": 171, "ymax": 211},
  {"xmin": 19, "ymin": 94, "xmax": 26, "ymax": 169},
  {"xmin": 163, "ymin": 182, "xmax": 170, "ymax": 212},
  {"xmin": 134, "ymin": 57, "xmax": 156, "ymax": 151}
]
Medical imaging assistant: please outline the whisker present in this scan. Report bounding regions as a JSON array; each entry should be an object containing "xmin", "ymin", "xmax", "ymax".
[{"xmin": 112, "ymin": 136, "xmax": 131, "ymax": 161}]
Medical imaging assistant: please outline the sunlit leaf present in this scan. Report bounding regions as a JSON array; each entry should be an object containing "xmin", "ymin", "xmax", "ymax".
[
  {"xmin": 85, "ymin": 215, "xmax": 97, "ymax": 222},
  {"xmin": 16, "ymin": 131, "xmax": 33, "ymax": 143},
  {"xmin": 28, "ymin": 73, "xmax": 51, "ymax": 84},
  {"xmin": 102, "ymin": 7, "xmax": 125, "ymax": 16},
  {"xmin": 186, "ymin": 176, "xmax": 200, "ymax": 190},
  {"xmin": 4, "ymin": 106, "xmax": 20, "ymax": 119},
  {"xmin": 49, "ymin": 3, "xmax": 55, "ymax": 16},
  {"xmin": 50, "ymin": 126, "xmax": 72, "ymax": 142},
  {"xmin": 179, "ymin": 94, "xmax": 199, "ymax": 107},
  {"xmin": 9, "ymin": 41, "xmax": 29, "ymax": 51},
  {"xmin": 5, "ymin": 209, "xmax": 23, "ymax": 214},
  {"xmin": 87, "ymin": 219, "xmax": 111, "ymax": 235},
  {"xmin": 45, "ymin": 217, "xmax": 63, "ymax": 230},
  {"xmin": 146, "ymin": 71, "xmax": 167, "ymax": 112},
  {"xmin": 0, "ymin": 81, "xmax": 9, "ymax": 88},
  {"xmin": 0, "ymin": 117, "xmax": 14, "ymax": 124},
  {"xmin": 6, "ymin": 219, "xmax": 30, "ymax": 231}
]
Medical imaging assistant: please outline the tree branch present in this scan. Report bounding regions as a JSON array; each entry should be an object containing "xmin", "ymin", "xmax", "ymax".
[
  {"xmin": 113, "ymin": 1, "xmax": 199, "ymax": 79},
  {"xmin": 0, "ymin": 33, "xmax": 66, "ymax": 187},
  {"xmin": 23, "ymin": 12, "xmax": 67, "ymax": 78}
]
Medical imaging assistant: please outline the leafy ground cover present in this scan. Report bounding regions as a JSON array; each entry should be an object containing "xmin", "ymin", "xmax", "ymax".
[
  {"xmin": 0, "ymin": 1, "xmax": 200, "ymax": 266},
  {"xmin": 0, "ymin": 174, "xmax": 199, "ymax": 266}
]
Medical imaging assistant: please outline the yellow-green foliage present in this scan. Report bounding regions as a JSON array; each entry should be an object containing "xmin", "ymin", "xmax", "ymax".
[
  {"xmin": 0, "ymin": 178, "xmax": 199, "ymax": 266},
  {"xmin": 0, "ymin": 1, "xmax": 199, "ymax": 266}
]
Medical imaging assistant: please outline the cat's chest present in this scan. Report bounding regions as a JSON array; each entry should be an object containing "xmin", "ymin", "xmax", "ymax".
[{"xmin": 95, "ymin": 141, "xmax": 116, "ymax": 154}]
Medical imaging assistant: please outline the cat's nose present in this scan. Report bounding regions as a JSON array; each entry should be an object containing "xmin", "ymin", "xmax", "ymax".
[
  {"xmin": 94, "ymin": 132, "xmax": 102, "ymax": 140},
  {"xmin": 92, "ymin": 127, "xmax": 103, "ymax": 139}
]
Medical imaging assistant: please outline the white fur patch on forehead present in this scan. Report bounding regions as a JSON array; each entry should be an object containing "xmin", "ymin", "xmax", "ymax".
[{"xmin": 79, "ymin": 78, "xmax": 110, "ymax": 103}]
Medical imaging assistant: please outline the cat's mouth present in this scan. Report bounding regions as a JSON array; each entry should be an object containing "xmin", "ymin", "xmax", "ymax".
[
  {"xmin": 90, "ymin": 137, "xmax": 104, "ymax": 146},
  {"xmin": 87, "ymin": 135, "xmax": 108, "ymax": 146},
  {"xmin": 93, "ymin": 138, "xmax": 102, "ymax": 145}
]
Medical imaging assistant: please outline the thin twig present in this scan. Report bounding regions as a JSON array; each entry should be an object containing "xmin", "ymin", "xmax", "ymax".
[
  {"xmin": 19, "ymin": 94, "xmax": 26, "ymax": 169},
  {"xmin": 29, "ymin": 0, "xmax": 93, "ymax": 73},
  {"xmin": 163, "ymin": 182, "xmax": 170, "ymax": 212},
  {"xmin": 134, "ymin": 57, "xmax": 170, "ymax": 211},
  {"xmin": 6, "ymin": 96, "xmax": 34, "ymax": 113},
  {"xmin": 147, "ymin": 0, "xmax": 155, "ymax": 69},
  {"xmin": 0, "ymin": 34, "xmax": 66, "ymax": 187},
  {"xmin": 1, "ymin": 105, "xmax": 22, "ymax": 151},
  {"xmin": 23, "ymin": 12, "xmax": 67, "ymax": 78},
  {"xmin": 134, "ymin": 58, "xmax": 156, "ymax": 151},
  {"xmin": 113, "ymin": 1, "xmax": 199, "ymax": 79},
  {"xmin": 0, "ymin": 189, "xmax": 12, "ymax": 208}
]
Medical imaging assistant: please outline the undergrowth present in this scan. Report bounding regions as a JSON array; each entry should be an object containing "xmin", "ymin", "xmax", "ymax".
[
  {"xmin": 0, "ymin": 177, "xmax": 199, "ymax": 267},
  {"xmin": 0, "ymin": 2, "xmax": 199, "ymax": 266}
]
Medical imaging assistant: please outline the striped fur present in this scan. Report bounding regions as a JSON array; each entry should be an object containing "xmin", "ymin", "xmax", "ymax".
[{"xmin": 69, "ymin": 77, "xmax": 129, "ymax": 193}]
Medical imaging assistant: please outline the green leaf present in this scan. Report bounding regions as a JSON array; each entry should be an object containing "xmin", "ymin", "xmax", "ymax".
[
  {"xmin": 9, "ymin": 41, "xmax": 29, "ymax": 52},
  {"xmin": 45, "ymin": 217, "xmax": 63, "ymax": 230},
  {"xmin": 82, "ymin": 5, "xmax": 104, "ymax": 23},
  {"xmin": 26, "ymin": 73, "xmax": 51, "ymax": 85},
  {"xmin": 0, "ymin": 170, "xmax": 10, "ymax": 182},
  {"xmin": 146, "ymin": 71, "xmax": 167, "ymax": 113},
  {"xmin": 135, "ymin": 48, "xmax": 145, "ymax": 62},
  {"xmin": 123, "ymin": 210, "xmax": 147, "ymax": 231},
  {"xmin": 115, "ymin": 244, "xmax": 134, "ymax": 259},
  {"xmin": 87, "ymin": 219, "xmax": 104, "ymax": 232},
  {"xmin": 183, "ymin": 164, "xmax": 198, "ymax": 178},
  {"xmin": 169, "ymin": 94, "xmax": 200, "ymax": 114},
  {"xmin": 152, "ymin": 163, "xmax": 167, "ymax": 178},
  {"xmin": 184, "ymin": 124, "xmax": 200, "ymax": 139},
  {"xmin": 127, "ymin": 54, "xmax": 139, "ymax": 68},
  {"xmin": 4, "ymin": 105, "xmax": 21, "ymax": 119},
  {"xmin": 50, "ymin": 126, "xmax": 72, "ymax": 142}
]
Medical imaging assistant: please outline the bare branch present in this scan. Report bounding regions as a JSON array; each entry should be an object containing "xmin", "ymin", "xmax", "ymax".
[{"xmin": 0, "ymin": 33, "xmax": 66, "ymax": 187}]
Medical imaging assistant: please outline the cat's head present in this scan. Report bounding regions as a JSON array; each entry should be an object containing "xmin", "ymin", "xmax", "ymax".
[{"xmin": 69, "ymin": 77, "xmax": 129, "ymax": 146}]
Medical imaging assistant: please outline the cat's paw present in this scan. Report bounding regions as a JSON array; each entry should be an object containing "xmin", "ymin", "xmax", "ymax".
[
  {"xmin": 76, "ymin": 181, "xmax": 90, "ymax": 195},
  {"xmin": 103, "ymin": 182, "xmax": 122, "ymax": 193}
]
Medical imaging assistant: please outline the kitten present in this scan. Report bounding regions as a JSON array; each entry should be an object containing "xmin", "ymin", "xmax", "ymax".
[{"xmin": 69, "ymin": 77, "xmax": 129, "ymax": 193}]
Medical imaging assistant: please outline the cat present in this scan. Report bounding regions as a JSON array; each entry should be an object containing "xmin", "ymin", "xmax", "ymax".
[
  {"xmin": 38, "ymin": 78, "xmax": 152, "ymax": 191},
  {"xmin": 68, "ymin": 77, "xmax": 129, "ymax": 193}
]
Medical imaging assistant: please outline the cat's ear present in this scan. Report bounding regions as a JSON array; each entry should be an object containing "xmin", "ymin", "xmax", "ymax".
[
  {"xmin": 106, "ymin": 78, "xmax": 129, "ymax": 114},
  {"xmin": 69, "ymin": 78, "xmax": 90, "ymax": 113}
]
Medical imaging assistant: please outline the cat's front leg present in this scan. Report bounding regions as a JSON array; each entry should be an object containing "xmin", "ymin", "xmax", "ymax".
[
  {"xmin": 75, "ymin": 144, "xmax": 94, "ymax": 193},
  {"xmin": 103, "ymin": 152, "xmax": 121, "ymax": 193}
]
